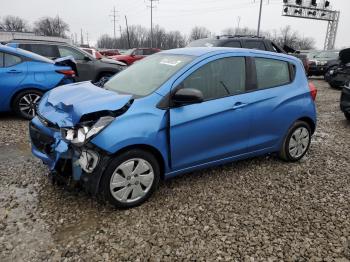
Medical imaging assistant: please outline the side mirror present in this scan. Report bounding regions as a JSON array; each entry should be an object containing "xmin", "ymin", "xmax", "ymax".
[{"xmin": 172, "ymin": 88, "xmax": 204, "ymax": 106}]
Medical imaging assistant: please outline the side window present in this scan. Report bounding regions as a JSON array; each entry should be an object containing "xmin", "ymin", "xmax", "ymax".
[
  {"xmin": 245, "ymin": 41, "xmax": 266, "ymax": 51},
  {"xmin": 133, "ymin": 49, "xmax": 143, "ymax": 56},
  {"xmin": 20, "ymin": 44, "xmax": 59, "ymax": 58},
  {"xmin": 255, "ymin": 58, "xmax": 290, "ymax": 89},
  {"xmin": 0, "ymin": 52, "xmax": 4, "ymax": 67},
  {"xmin": 180, "ymin": 57, "xmax": 246, "ymax": 100},
  {"xmin": 143, "ymin": 49, "xmax": 153, "ymax": 55},
  {"xmin": 223, "ymin": 41, "xmax": 242, "ymax": 48},
  {"xmin": 4, "ymin": 53, "xmax": 22, "ymax": 67},
  {"xmin": 58, "ymin": 46, "xmax": 85, "ymax": 60}
]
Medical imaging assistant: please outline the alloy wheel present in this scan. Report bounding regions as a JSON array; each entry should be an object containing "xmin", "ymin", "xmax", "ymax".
[{"xmin": 18, "ymin": 93, "xmax": 41, "ymax": 118}]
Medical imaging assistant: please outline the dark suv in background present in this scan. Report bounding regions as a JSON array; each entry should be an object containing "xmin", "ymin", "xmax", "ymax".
[
  {"xmin": 188, "ymin": 35, "xmax": 286, "ymax": 52},
  {"xmin": 188, "ymin": 35, "xmax": 309, "ymax": 73},
  {"xmin": 7, "ymin": 40, "xmax": 126, "ymax": 82}
]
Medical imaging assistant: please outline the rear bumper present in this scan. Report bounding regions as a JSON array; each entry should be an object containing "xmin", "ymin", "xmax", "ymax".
[{"xmin": 340, "ymin": 87, "xmax": 350, "ymax": 114}]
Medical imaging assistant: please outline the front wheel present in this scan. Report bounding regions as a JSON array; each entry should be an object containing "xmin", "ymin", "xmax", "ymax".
[
  {"xmin": 13, "ymin": 89, "xmax": 43, "ymax": 120},
  {"xmin": 279, "ymin": 121, "xmax": 312, "ymax": 162},
  {"xmin": 100, "ymin": 149, "xmax": 160, "ymax": 208}
]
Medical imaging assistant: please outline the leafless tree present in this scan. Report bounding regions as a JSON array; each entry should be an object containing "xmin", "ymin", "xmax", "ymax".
[
  {"xmin": 0, "ymin": 16, "xmax": 28, "ymax": 32},
  {"xmin": 97, "ymin": 24, "xmax": 187, "ymax": 50},
  {"xmin": 189, "ymin": 26, "xmax": 211, "ymax": 41},
  {"xmin": 33, "ymin": 16, "xmax": 69, "ymax": 37}
]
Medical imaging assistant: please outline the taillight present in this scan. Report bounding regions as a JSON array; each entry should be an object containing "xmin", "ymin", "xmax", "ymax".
[
  {"xmin": 56, "ymin": 70, "xmax": 76, "ymax": 77},
  {"xmin": 308, "ymin": 81, "xmax": 317, "ymax": 101}
]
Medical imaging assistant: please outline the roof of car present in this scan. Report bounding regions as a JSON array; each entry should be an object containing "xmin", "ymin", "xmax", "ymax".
[
  {"xmin": 162, "ymin": 47, "xmax": 299, "ymax": 62},
  {"xmin": 0, "ymin": 44, "xmax": 31, "ymax": 57}
]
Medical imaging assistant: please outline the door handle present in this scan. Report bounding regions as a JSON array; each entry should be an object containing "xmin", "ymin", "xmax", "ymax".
[
  {"xmin": 6, "ymin": 69, "xmax": 22, "ymax": 74},
  {"xmin": 232, "ymin": 102, "xmax": 247, "ymax": 110}
]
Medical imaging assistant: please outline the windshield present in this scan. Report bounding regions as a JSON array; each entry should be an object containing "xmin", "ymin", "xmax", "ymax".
[
  {"xmin": 188, "ymin": 39, "xmax": 219, "ymax": 47},
  {"xmin": 124, "ymin": 49, "xmax": 135, "ymax": 55},
  {"xmin": 104, "ymin": 54, "xmax": 195, "ymax": 97},
  {"xmin": 315, "ymin": 51, "xmax": 339, "ymax": 59}
]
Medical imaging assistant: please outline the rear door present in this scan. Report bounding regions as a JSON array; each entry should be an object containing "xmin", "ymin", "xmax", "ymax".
[
  {"xmin": 169, "ymin": 55, "xmax": 254, "ymax": 171},
  {"xmin": 247, "ymin": 56, "xmax": 297, "ymax": 152},
  {"xmin": 0, "ymin": 52, "xmax": 27, "ymax": 110}
]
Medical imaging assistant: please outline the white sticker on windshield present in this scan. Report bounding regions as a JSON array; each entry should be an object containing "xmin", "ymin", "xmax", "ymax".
[
  {"xmin": 160, "ymin": 59, "xmax": 183, "ymax": 66},
  {"xmin": 205, "ymin": 43, "xmax": 214, "ymax": 47}
]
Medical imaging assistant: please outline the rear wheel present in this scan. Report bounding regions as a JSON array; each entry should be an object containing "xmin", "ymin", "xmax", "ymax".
[
  {"xmin": 100, "ymin": 149, "xmax": 160, "ymax": 208},
  {"xmin": 13, "ymin": 89, "xmax": 43, "ymax": 120},
  {"xmin": 279, "ymin": 121, "xmax": 312, "ymax": 162}
]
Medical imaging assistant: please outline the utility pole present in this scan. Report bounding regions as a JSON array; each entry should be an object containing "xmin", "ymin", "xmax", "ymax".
[
  {"xmin": 110, "ymin": 6, "xmax": 119, "ymax": 39},
  {"xmin": 80, "ymin": 28, "xmax": 84, "ymax": 46},
  {"xmin": 86, "ymin": 32, "xmax": 89, "ymax": 46},
  {"xmin": 147, "ymin": 0, "xmax": 158, "ymax": 48},
  {"xmin": 257, "ymin": 0, "xmax": 263, "ymax": 36},
  {"xmin": 125, "ymin": 15, "xmax": 131, "ymax": 49}
]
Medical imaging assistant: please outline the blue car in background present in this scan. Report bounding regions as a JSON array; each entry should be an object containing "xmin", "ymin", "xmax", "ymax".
[
  {"xmin": 0, "ymin": 45, "xmax": 75, "ymax": 119},
  {"xmin": 30, "ymin": 47, "xmax": 317, "ymax": 208}
]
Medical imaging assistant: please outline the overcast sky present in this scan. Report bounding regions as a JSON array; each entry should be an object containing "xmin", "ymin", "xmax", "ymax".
[{"xmin": 1, "ymin": 0, "xmax": 349, "ymax": 49}]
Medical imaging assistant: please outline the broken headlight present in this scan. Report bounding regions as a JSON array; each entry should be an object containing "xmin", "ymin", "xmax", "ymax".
[{"xmin": 61, "ymin": 116, "xmax": 115, "ymax": 146}]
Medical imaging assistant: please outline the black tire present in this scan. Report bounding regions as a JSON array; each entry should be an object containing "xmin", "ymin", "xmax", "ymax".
[
  {"xmin": 279, "ymin": 121, "xmax": 312, "ymax": 162},
  {"xmin": 97, "ymin": 73, "xmax": 114, "ymax": 82},
  {"xmin": 345, "ymin": 112, "xmax": 350, "ymax": 121},
  {"xmin": 100, "ymin": 149, "xmax": 160, "ymax": 208},
  {"xmin": 12, "ymin": 89, "xmax": 43, "ymax": 120}
]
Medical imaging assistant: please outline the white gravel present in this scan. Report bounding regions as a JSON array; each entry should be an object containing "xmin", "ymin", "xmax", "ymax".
[{"xmin": 0, "ymin": 79, "xmax": 349, "ymax": 261}]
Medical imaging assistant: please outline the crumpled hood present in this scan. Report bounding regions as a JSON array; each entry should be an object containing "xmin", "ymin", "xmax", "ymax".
[{"xmin": 38, "ymin": 81, "xmax": 132, "ymax": 127}]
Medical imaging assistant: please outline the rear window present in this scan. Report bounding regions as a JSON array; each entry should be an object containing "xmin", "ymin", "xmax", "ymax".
[
  {"xmin": 255, "ymin": 58, "xmax": 291, "ymax": 89},
  {"xmin": 19, "ymin": 44, "xmax": 59, "ymax": 59},
  {"xmin": 223, "ymin": 41, "xmax": 242, "ymax": 48},
  {"xmin": 244, "ymin": 41, "xmax": 266, "ymax": 51}
]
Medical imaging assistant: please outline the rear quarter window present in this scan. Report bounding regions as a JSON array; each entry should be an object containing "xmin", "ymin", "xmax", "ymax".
[
  {"xmin": 0, "ymin": 52, "xmax": 4, "ymax": 67},
  {"xmin": 255, "ymin": 58, "xmax": 291, "ymax": 89},
  {"xmin": 223, "ymin": 41, "xmax": 242, "ymax": 48},
  {"xmin": 4, "ymin": 53, "xmax": 22, "ymax": 67},
  {"xmin": 244, "ymin": 41, "xmax": 266, "ymax": 51},
  {"xmin": 19, "ymin": 44, "xmax": 59, "ymax": 59}
]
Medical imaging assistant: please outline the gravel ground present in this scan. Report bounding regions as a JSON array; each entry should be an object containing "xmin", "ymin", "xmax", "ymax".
[{"xmin": 0, "ymin": 79, "xmax": 349, "ymax": 261}]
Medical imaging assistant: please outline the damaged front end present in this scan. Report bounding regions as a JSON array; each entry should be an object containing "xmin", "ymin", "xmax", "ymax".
[{"xmin": 29, "ymin": 82, "xmax": 133, "ymax": 193}]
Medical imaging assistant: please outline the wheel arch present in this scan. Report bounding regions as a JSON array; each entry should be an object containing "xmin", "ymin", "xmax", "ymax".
[
  {"xmin": 10, "ymin": 87, "xmax": 45, "ymax": 109},
  {"xmin": 109, "ymin": 144, "xmax": 166, "ymax": 180},
  {"xmin": 297, "ymin": 116, "xmax": 316, "ymax": 134}
]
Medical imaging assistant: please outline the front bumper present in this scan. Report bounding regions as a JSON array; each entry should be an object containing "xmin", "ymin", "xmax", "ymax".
[
  {"xmin": 340, "ymin": 86, "xmax": 350, "ymax": 114},
  {"xmin": 29, "ymin": 117, "xmax": 109, "ymax": 194}
]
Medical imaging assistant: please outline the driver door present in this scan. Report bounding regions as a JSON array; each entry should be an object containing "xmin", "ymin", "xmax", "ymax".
[{"xmin": 169, "ymin": 55, "xmax": 253, "ymax": 171}]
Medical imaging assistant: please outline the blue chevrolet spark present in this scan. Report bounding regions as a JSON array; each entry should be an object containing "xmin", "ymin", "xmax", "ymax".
[{"xmin": 30, "ymin": 47, "xmax": 317, "ymax": 208}]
